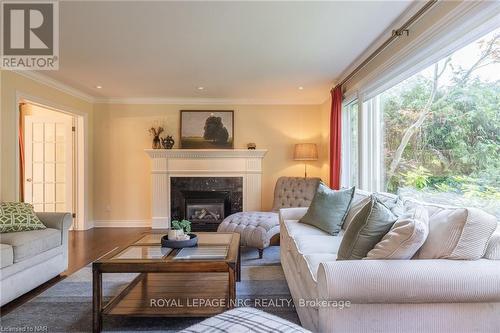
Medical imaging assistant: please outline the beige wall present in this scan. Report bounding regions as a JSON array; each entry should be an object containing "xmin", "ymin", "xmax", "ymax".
[
  {"xmin": 0, "ymin": 71, "xmax": 94, "ymax": 221},
  {"xmin": 1, "ymin": 71, "xmax": 330, "ymax": 225},
  {"xmin": 93, "ymin": 103, "xmax": 329, "ymax": 222}
]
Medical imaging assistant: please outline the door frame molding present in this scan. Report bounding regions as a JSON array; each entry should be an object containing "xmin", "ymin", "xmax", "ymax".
[{"xmin": 15, "ymin": 91, "xmax": 90, "ymax": 230}]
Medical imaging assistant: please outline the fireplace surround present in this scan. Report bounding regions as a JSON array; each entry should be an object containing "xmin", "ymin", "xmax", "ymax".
[
  {"xmin": 145, "ymin": 149, "xmax": 267, "ymax": 229},
  {"xmin": 171, "ymin": 177, "xmax": 243, "ymax": 231}
]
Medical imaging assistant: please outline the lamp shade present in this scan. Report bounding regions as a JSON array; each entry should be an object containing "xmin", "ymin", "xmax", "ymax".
[{"xmin": 294, "ymin": 143, "xmax": 318, "ymax": 161}]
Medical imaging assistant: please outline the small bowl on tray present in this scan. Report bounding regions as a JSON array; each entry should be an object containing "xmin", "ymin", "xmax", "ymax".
[{"xmin": 161, "ymin": 233, "xmax": 198, "ymax": 248}]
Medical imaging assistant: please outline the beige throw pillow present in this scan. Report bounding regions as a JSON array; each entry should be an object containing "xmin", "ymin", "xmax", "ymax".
[
  {"xmin": 484, "ymin": 232, "xmax": 500, "ymax": 260},
  {"xmin": 414, "ymin": 206, "xmax": 497, "ymax": 260},
  {"xmin": 365, "ymin": 206, "xmax": 429, "ymax": 260}
]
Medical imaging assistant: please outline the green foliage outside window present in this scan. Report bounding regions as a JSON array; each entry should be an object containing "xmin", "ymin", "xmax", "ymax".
[{"xmin": 381, "ymin": 30, "xmax": 500, "ymax": 218}]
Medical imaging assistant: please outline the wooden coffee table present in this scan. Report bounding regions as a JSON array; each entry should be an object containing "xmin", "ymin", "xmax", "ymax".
[{"xmin": 92, "ymin": 231, "xmax": 240, "ymax": 333}]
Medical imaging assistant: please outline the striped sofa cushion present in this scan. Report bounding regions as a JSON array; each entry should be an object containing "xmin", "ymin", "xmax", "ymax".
[
  {"xmin": 407, "ymin": 203, "xmax": 498, "ymax": 260},
  {"xmin": 180, "ymin": 307, "xmax": 310, "ymax": 333}
]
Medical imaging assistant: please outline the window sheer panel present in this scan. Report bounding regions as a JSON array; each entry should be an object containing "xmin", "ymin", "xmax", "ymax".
[
  {"xmin": 360, "ymin": 98, "xmax": 383, "ymax": 192},
  {"xmin": 341, "ymin": 102, "xmax": 359, "ymax": 189},
  {"xmin": 343, "ymin": 1, "xmax": 500, "ymax": 100},
  {"xmin": 341, "ymin": 103, "xmax": 351, "ymax": 188}
]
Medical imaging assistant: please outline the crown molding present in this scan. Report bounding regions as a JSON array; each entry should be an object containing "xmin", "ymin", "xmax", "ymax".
[
  {"xmin": 94, "ymin": 96, "xmax": 322, "ymax": 105},
  {"xmin": 13, "ymin": 70, "xmax": 96, "ymax": 103},
  {"xmin": 12, "ymin": 71, "xmax": 325, "ymax": 106}
]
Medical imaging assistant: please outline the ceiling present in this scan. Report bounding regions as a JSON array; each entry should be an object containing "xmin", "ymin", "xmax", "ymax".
[{"xmin": 39, "ymin": 1, "xmax": 414, "ymax": 104}]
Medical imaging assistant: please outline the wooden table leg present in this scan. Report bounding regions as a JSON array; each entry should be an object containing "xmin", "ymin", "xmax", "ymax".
[
  {"xmin": 237, "ymin": 246, "xmax": 241, "ymax": 282},
  {"xmin": 93, "ymin": 265, "xmax": 103, "ymax": 333},
  {"xmin": 228, "ymin": 266, "xmax": 236, "ymax": 309}
]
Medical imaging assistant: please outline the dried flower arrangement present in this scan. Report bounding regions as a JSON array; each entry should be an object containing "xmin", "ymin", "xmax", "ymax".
[{"xmin": 149, "ymin": 126, "xmax": 164, "ymax": 149}]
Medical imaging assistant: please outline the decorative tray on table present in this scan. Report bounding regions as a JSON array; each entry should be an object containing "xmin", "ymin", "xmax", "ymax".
[{"xmin": 161, "ymin": 233, "xmax": 198, "ymax": 248}]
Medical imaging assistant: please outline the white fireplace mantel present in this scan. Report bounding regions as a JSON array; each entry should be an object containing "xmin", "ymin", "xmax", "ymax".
[{"xmin": 145, "ymin": 149, "xmax": 268, "ymax": 229}]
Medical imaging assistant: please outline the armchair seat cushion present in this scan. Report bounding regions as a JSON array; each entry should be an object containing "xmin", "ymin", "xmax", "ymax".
[
  {"xmin": 0, "ymin": 244, "xmax": 13, "ymax": 268},
  {"xmin": 217, "ymin": 212, "xmax": 279, "ymax": 249},
  {"xmin": 0, "ymin": 228, "xmax": 61, "ymax": 263}
]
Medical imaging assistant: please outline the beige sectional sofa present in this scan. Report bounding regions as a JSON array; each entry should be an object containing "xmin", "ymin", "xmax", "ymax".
[
  {"xmin": 280, "ymin": 190, "xmax": 500, "ymax": 333},
  {"xmin": 0, "ymin": 212, "xmax": 72, "ymax": 306}
]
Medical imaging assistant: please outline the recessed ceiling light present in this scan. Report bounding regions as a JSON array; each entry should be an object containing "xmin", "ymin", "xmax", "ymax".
[
  {"xmin": 96, "ymin": 85, "xmax": 102, "ymax": 89},
  {"xmin": 298, "ymin": 86, "xmax": 304, "ymax": 90},
  {"xmin": 197, "ymin": 86, "xmax": 204, "ymax": 90}
]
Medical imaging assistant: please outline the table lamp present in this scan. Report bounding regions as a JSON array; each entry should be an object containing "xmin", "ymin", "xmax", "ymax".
[{"xmin": 293, "ymin": 143, "xmax": 318, "ymax": 178}]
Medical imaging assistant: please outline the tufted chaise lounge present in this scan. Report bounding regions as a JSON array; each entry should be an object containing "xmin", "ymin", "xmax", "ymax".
[{"xmin": 217, "ymin": 176, "xmax": 320, "ymax": 258}]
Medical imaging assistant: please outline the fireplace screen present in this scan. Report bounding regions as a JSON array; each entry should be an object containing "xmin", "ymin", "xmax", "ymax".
[
  {"xmin": 186, "ymin": 203, "xmax": 225, "ymax": 222},
  {"xmin": 179, "ymin": 190, "xmax": 231, "ymax": 231}
]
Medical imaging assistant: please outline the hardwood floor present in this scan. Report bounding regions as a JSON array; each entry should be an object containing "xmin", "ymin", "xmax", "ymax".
[{"xmin": 0, "ymin": 227, "xmax": 149, "ymax": 316}]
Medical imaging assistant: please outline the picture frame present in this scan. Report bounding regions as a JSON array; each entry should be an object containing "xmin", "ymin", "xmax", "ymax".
[{"xmin": 180, "ymin": 110, "xmax": 234, "ymax": 149}]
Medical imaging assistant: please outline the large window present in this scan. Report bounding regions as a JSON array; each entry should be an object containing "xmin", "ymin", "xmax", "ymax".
[{"xmin": 344, "ymin": 27, "xmax": 500, "ymax": 218}]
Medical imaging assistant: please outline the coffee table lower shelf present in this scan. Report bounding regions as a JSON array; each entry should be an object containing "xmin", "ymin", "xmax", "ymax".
[
  {"xmin": 92, "ymin": 232, "xmax": 240, "ymax": 333},
  {"xmin": 102, "ymin": 272, "xmax": 231, "ymax": 317}
]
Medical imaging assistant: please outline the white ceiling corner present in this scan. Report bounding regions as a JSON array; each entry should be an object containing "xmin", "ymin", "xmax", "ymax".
[{"xmin": 31, "ymin": 1, "xmax": 413, "ymax": 105}]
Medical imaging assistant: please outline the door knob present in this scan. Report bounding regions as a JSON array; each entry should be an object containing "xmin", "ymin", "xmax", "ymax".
[{"xmin": 26, "ymin": 178, "xmax": 32, "ymax": 182}]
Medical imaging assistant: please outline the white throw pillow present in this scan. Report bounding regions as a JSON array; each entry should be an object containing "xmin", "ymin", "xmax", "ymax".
[
  {"xmin": 365, "ymin": 206, "xmax": 429, "ymax": 260},
  {"xmin": 484, "ymin": 228, "xmax": 500, "ymax": 260},
  {"xmin": 413, "ymin": 204, "xmax": 497, "ymax": 260}
]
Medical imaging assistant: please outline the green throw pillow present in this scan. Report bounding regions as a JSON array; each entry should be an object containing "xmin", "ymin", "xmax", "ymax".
[
  {"xmin": 299, "ymin": 184, "xmax": 355, "ymax": 235},
  {"xmin": 0, "ymin": 202, "xmax": 46, "ymax": 233},
  {"xmin": 337, "ymin": 195, "xmax": 398, "ymax": 260}
]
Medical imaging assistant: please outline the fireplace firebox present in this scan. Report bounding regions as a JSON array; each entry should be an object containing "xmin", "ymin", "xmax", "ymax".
[
  {"xmin": 181, "ymin": 191, "xmax": 231, "ymax": 231},
  {"xmin": 170, "ymin": 177, "xmax": 243, "ymax": 232}
]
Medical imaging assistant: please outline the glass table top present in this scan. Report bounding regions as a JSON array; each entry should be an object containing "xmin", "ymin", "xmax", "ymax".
[
  {"xmin": 134, "ymin": 234, "xmax": 164, "ymax": 245},
  {"xmin": 174, "ymin": 245, "xmax": 228, "ymax": 260},
  {"xmin": 100, "ymin": 232, "xmax": 237, "ymax": 263},
  {"xmin": 134, "ymin": 232, "xmax": 233, "ymax": 246},
  {"xmin": 111, "ymin": 246, "xmax": 172, "ymax": 260}
]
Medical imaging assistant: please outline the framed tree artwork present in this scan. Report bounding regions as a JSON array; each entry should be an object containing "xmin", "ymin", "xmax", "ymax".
[{"xmin": 180, "ymin": 110, "xmax": 234, "ymax": 149}]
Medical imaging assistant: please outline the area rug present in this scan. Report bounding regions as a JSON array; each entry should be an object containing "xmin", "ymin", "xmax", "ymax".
[{"xmin": 0, "ymin": 246, "xmax": 299, "ymax": 332}]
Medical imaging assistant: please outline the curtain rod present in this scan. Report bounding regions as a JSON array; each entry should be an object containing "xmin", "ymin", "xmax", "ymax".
[{"xmin": 335, "ymin": 0, "xmax": 438, "ymax": 90}]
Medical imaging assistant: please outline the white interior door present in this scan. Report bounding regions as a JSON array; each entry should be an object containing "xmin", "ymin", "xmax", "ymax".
[{"xmin": 24, "ymin": 115, "xmax": 73, "ymax": 215}]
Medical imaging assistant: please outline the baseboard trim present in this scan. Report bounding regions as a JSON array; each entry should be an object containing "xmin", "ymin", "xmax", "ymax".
[{"xmin": 92, "ymin": 220, "xmax": 152, "ymax": 228}]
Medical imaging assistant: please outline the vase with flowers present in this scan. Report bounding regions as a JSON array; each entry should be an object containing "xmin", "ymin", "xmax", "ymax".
[{"xmin": 149, "ymin": 126, "xmax": 164, "ymax": 149}]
